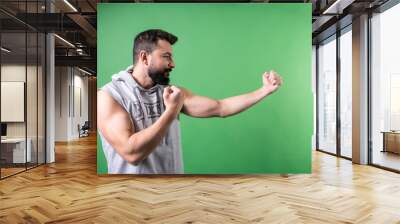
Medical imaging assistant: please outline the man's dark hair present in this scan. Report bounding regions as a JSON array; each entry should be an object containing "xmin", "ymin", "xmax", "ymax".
[{"xmin": 133, "ymin": 29, "xmax": 178, "ymax": 63}]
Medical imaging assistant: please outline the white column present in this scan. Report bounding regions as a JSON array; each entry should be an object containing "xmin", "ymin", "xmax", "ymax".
[
  {"xmin": 45, "ymin": 0, "xmax": 55, "ymax": 163},
  {"xmin": 46, "ymin": 33, "xmax": 55, "ymax": 163},
  {"xmin": 352, "ymin": 14, "xmax": 369, "ymax": 164}
]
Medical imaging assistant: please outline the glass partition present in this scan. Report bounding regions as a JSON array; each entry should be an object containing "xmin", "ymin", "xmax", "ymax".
[
  {"xmin": 0, "ymin": 1, "xmax": 46, "ymax": 179},
  {"xmin": 371, "ymin": 3, "xmax": 400, "ymax": 171},
  {"xmin": 1, "ymin": 30, "xmax": 28, "ymax": 177},
  {"xmin": 317, "ymin": 35, "xmax": 337, "ymax": 155},
  {"xmin": 339, "ymin": 27, "xmax": 352, "ymax": 158}
]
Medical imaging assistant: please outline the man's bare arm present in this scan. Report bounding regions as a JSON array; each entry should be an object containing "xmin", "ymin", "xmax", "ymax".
[
  {"xmin": 182, "ymin": 71, "xmax": 283, "ymax": 118},
  {"xmin": 181, "ymin": 88, "xmax": 268, "ymax": 118},
  {"xmin": 97, "ymin": 86, "xmax": 184, "ymax": 165}
]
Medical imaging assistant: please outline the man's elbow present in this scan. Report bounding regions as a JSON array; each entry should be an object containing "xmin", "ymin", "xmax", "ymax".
[
  {"xmin": 217, "ymin": 101, "xmax": 228, "ymax": 118},
  {"xmin": 120, "ymin": 137, "xmax": 144, "ymax": 165},
  {"xmin": 119, "ymin": 144, "xmax": 143, "ymax": 165},
  {"xmin": 124, "ymin": 153, "xmax": 142, "ymax": 166}
]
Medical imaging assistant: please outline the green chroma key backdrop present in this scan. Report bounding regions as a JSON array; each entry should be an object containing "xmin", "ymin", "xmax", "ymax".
[{"xmin": 97, "ymin": 3, "xmax": 312, "ymax": 174}]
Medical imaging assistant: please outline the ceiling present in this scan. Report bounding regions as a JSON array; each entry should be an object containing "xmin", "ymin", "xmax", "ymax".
[{"xmin": 0, "ymin": 0, "xmax": 392, "ymax": 76}]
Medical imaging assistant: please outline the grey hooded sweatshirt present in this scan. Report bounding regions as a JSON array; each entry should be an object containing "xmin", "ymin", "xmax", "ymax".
[{"xmin": 99, "ymin": 66, "xmax": 183, "ymax": 174}]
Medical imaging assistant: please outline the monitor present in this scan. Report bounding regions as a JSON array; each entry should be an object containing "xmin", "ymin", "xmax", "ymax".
[{"xmin": 1, "ymin": 123, "xmax": 7, "ymax": 137}]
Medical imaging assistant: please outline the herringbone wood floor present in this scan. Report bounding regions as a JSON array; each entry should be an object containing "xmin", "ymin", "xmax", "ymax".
[{"xmin": 0, "ymin": 135, "xmax": 399, "ymax": 223}]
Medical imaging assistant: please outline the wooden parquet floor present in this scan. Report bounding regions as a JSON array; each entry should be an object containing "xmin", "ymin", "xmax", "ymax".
[{"xmin": 0, "ymin": 135, "xmax": 400, "ymax": 223}]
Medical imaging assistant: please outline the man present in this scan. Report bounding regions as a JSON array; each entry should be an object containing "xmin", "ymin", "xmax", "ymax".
[{"xmin": 98, "ymin": 29, "xmax": 283, "ymax": 174}]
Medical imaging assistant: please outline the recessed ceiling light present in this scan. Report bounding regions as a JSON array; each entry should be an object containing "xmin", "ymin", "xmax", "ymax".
[
  {"xmin": 54, "ymin": 34, "xmax": 75, "ymax": 48},
  {"xmin": 63, "ymin": 0, "xmax": 78, "ymax": 12},
  {"xmin": 78, "ymin": 67, "xmax": 92, "ymax": 76},
  {"xmin": 1, "ymin": 47, "xmax": 11, "ymax": 53},
  {"xmin": 322, "ymin": 0, "xmax": 354, "ymax": 15}
]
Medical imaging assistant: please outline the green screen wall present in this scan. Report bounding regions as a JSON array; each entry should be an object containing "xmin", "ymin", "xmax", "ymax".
[{"xmin": 97, "ymin": 3, "xmax": 312, "ymax": 174}]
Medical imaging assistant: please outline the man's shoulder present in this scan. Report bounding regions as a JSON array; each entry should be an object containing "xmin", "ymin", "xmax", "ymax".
[
  {"xmin": 97, "ymin": 89, "xmax": 120, "ymax": 112},
  {"xmin": 101, "ymin": 71, "xmax": 129, "ymax": 93},
  {"xmin": 97, "ymin": 88, "xmax": 115, "ymax": 102},
  {"xmin": 98, "ymin": 80, "xmax": 128, "ymax": 108},
  {"xmin": 99, "ymin": 80, "xmax": 117, "ymax": 96}
]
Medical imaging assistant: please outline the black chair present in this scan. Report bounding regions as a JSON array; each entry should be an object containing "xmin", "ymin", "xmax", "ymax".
[{"xmin": 79, "ymin": 121, "xmax": 90, "ymax": 138}]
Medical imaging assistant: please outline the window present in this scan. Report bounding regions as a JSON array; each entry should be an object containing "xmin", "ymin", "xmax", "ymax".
[
  {"xmin": 317, "ymin": 35, "xmax": 337, "ymax": 154},
  {"xmin": 339, "ymin": 27, "xmax": 352, "ymax": 158},
  {"xmin": 371, "ymin": 2, "xmax": 400, "ymax": 171}
]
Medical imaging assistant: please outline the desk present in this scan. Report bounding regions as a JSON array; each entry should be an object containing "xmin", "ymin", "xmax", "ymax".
[
  {"xmin": 381, "ymin": 131, "xmax": 400, "ymax": 154},
  {"xmin": 1, "ymin": 138, "xmax": 32, "ymax": 163}
]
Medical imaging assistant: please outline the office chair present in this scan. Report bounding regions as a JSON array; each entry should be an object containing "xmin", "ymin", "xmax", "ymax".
[{"xmin": 79, "ymin": 121, "xmax": 90, "ymax": 138}]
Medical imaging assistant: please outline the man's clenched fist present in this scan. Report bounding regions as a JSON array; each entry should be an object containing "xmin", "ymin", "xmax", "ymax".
[
  {"xmin": 163, "ymin": 85, "xmax": 184, "ymax": 114},
  {"xmin": 262, "ymin": 70, "xmax": 283, "ymax": 94}
]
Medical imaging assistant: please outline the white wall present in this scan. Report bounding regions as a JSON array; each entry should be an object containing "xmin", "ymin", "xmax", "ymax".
[
  {"xmin": 55, "ymin": 66, "xmax": 68, "ymax": 141},
  {"xmin": 1, "ymin": 63, "xmax": 46, "ymax": 164},
  {"xmin": 54, "ymin": 66, "xmax": 89, "ymax": 141},
  {"xmin": 1, "ymin": 65, "xmax": 26, "ymax": 136},
  {"xmin": 73, "ymin": 72, "xmax": 89, "ymax": 137},
  {"xmin": 1, "ymin": 65, "xmax": 41, "ymax": 137}
]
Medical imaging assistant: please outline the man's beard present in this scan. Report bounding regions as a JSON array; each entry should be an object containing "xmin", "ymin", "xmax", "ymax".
[{"xmin": 148, "ymin": 66, "xmax": 171, "ymax": 85}]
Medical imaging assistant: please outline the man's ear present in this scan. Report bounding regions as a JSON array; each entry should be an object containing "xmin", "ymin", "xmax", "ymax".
[{"xmin": 139, "ymin": 50, "xmax": 149, "ymax": 66}]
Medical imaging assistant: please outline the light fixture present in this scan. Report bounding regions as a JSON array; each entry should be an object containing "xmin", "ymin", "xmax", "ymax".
[
  {"xmin": 1, "ymin": 47, "xmax": 11, "ymax": 53},
  {"xmin": 76, "ymin": 48, "xmax": 86, "ymax": 55},
  {"xmin": 54, "ymin": 34, "xmax": 75, "ymax": 48},
  {"xmin": 322, "ymin": 0, "xmax": 354, "ymax": 15},
  {"xmin": 63, "ymin": 0, "xmax": 78, "ymax": 12},
  {"xmin": 78, "ymin": 67, "xmax": 93, "ymax": 76}
]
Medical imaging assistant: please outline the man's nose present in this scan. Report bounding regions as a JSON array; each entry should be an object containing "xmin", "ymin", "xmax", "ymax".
[{"xmin": 168, "ymin": 61, "xmax": 175, "ymax": 69}]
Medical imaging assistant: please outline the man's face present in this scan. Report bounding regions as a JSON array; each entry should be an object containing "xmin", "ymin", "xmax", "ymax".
[{"xmin": 147, "ymin": 39, "xmax": 175, "ymax": 85}]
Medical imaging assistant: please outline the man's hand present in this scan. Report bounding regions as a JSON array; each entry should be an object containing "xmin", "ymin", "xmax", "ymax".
[
  {"xmin": 163, "ymin": 85, "xmax": 184, "ymax": 114},
  {"xmin": 262, "ymin": 70, "xmax": 283, "ymax": 94}
]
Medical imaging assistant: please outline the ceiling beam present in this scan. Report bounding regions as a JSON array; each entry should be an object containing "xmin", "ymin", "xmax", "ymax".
[
  {"xmin": 55, "ymin": 55, "xmax": 96, "ymax": 71},
  {"xmin": 323, "ymin": 0, "xmax": 356, "ymax": 14}
]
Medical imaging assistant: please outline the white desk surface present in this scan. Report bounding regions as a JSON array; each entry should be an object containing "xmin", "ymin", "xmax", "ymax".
[{"xmin": 1, "ymin": 138, "xmax": 27, "ymax": 143}]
